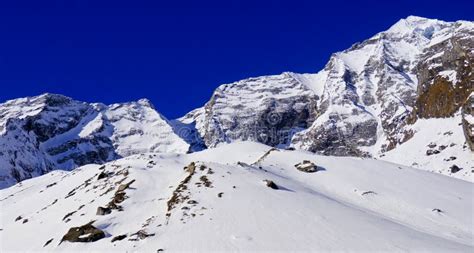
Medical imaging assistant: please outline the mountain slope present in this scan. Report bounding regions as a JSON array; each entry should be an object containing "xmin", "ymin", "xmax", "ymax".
[
  {"xmin": 0, "ymin": 94, "xmax": 189, "ymax": 188},
  {"xmin": 0, "ymin": 142, "xmax": 472, "ymax": 252}
]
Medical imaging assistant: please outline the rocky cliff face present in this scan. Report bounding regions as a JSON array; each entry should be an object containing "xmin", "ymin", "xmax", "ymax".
[
  {"xmin": 414, "ymin": 21, "xmax": 473, "ymax": 118},
  {"xmin": 179, "ymin": 73, "xmax": 321, "ymax": 148},
  {"xmin": 0, "ymin": 94, "xmax": 189, "ymax": 188}
]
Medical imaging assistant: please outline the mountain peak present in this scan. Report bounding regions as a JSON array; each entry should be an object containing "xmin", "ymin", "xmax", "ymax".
[
  {"xmin": 37, "ymin": 93, "xmax": 74, "ymax": 106},
  {"xmin": 137, "ymin": 98, "xmax": 155, "ymax": 108},
  {"xmin": 386, "ymin": 15, "xmax": 449, "ymax": 37}
]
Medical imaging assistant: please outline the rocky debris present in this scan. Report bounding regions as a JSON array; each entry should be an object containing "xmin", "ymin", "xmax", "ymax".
[
  {"xmin": 237, "ymin": 161, "xmax": 250, "ymax": 167},
  {"xmin": 62, "ymin": 211, "xmax": 77, "ymax": 222},
  {"xmin": 427, "ymin": 143, "xmax": 437, "ymax": 149},
  {"xmin": 15, "ymin": 216, "xmax": 22, "ymax": 222},
  {"xmin": 96, "ymin": 206, "xmax": 112, "ymax": 216},
  {"xmin": 450, "ymin": 165, "xmax": 463, "ymax": 174},
  {"xmin": 46, "ymin": 182, "xmax": 57, "ymax": 188},
  {"xmin": 199, "ymin": 175, "xmax": 212, "ymax": 188},
  {"xmin": 61, "ymin": 221, "xmax": 105, "ymax": 243},
  {"xmin": 432, "ymin": 208, "xmax": 443, "ymax": 213},
  {"xmin": 111, "ymin": 234, "xmax": 127, "ymax": 242},
  {"xmin": 97, "ymin": 171, "xmax": 108, "ymax": 180},
  {"xmin": 444, "ymin": 156, "xmax": 457, "ymax": 161},
  {"xmin": 43, "ymin": 238, "xmax": 54, "ymax": 247},
  {"xmin": 22, "ymin": 219, "xmax": 28, "ymax": 224},
  {"xmin": 426, "ymin": 149, "xmax": 440, "ymax": 156},
  {"xmin": 263, "ymin": 180, "xmax": 279, "ymax": 190},
  {"xmin": 218, "ymin": 192, "xmax": 224, "ymax": 198},
  {"xmin": 166, "ymin": 162, "xmax": 196, "ymax": 217},
  {"xmin": 113, "ymin": 191, "xmax": 127, "ymax": 204},
  {"xmin": 129, "ymin": 230, "xmax": 155, "ymax": 241},
  {"xmin": 117, "ymin": 179, "xmax": 135, "ymax": 192},
  {"xmin": 294, "ymin": 160, "xmax": 318, "ymax": 173},
  {"xmin": 185, "ymin": 162, "xmax": 196, "ymax": 174}
]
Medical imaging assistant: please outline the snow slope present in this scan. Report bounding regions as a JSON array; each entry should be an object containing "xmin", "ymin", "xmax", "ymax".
[
  {"xmin": 381, "ymin": 114, "xmax": 474, "ymax": 181},
  {"xmin": 1, "ymin": 142, "xmax": 472, "ymax": 252}
]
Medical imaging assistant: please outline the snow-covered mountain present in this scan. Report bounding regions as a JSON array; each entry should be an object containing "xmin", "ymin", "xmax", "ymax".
[
  {"xmin": 0, "ymin": 94, "xmax": 189, "ymax": 188},
  {"xmin": 1, "ymin": 142, "xmax": 472, "ymax": 252},
  {"xmin": 0, "ymin": 16, "xmax": 473, "ymax": 252},
  {"xmin": 0, "ymin": 16, "xmax": 472, "ymax": 189},
  {"xmin": 180, "ymin": 16, "xmax": 473, "ymax": 181}
]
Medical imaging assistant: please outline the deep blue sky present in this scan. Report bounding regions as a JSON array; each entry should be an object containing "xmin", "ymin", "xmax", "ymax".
[{"xmin": 0, "ymin": 0, "xmax": 472, "ymax": 118}]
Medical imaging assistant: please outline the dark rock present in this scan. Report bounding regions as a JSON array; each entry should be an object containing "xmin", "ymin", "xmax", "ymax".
[
  {"xmin": 15, "ymin": 216, "xmax": 22, "ymax": 222},
  {"xmin": 61, "ymin": 221, "xmax": 105, "ymax": 243},
  {"xmin": 111, "ymin": 234, "xmax": 127, "ymax": 242},
  {"xmin": 450, "ymin": 165, "xmax": 462, "ymax": 174},
  {"xmin": 62, "ymin": 211, "xmax": 76, "ymax": 221},
  {"xmin": 97, "ymin": 172, "xmax": 108, "ymax": 180},
  {"xmin": 43, "ymin": 238, "xmax": 54, "ymax": 247},
  {"xmin": 263, "ymin": 180, "xmax": 278, "ymax": 190},
  {"xmin": 199, "ymin": 175, "xmax": 212, "ymax": 187},
  {"xmin": 22, "ymin": 219, "xmax": 28, "ymax": 224},
  {"xmin": 426, "ymin": 149, "xmax": 440, "ymax": 156},
  {"xmin": 113, "ymin": 192, "xmax": 127, "ymax": 204},
  {"xmin": 96, "ymin": 206, "xmax": 112, "ymax": 216},
  {"xmin": 46, "ymin": 182, "xmax": 57, "ymax": 188},
  {"xmin": 444, "ymin": 156, "xmax": 457, "ymax": 161},
  {"xmin": 218, "ymin": 192, "xmax": 224, "ymax": 198}
]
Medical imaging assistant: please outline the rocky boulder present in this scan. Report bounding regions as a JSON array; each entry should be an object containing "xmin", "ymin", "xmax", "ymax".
[
  {"xmin": 294, "ymin": 160, "xmax": 319, "ymax": 173},
  {"xmin": 61, "ymin": 221, "xmax": 105, "ymax": 243}
]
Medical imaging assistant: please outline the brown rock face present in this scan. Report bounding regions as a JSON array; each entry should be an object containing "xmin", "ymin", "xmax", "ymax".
[
  {"xmin": 414, "ymin": 26, "xmax": 473, "ymax": 119},
  {"xmin": 415, "ymin": 78, "xmax": 470, "ymax": 118}
]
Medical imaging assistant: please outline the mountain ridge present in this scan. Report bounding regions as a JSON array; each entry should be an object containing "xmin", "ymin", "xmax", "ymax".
[{"xmin": 0, "ymin": 16, "xmax": 472, "ymax": 188}]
